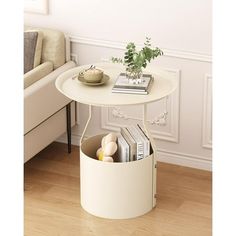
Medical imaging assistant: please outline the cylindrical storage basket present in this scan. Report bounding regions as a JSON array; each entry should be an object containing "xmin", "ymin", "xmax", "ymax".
[{"xmin": 80, "ymin": 134, "xmax": 155, "ymax": 219}]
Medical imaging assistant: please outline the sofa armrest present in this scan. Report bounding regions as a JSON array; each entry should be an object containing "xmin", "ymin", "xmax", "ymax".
[
  {"xmin": 24, "ymin": 60, "xmax": 76, "ymax": 134},
  {"xmin": 24, "ymin": 61, "xmax": 53, "ymax": 89}
]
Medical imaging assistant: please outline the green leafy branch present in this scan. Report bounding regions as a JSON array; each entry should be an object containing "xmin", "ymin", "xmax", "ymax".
[{"xmin": 112, "ymin": 37, "xmax": 163, "ymax": 74}]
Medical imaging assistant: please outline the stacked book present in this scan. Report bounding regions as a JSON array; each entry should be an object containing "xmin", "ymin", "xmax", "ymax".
[
  {"xmin": 116, "ymin": 124, "xmax": 151, "ymax": 162},
  {"xmin": 112, "ymin": 73, "xmax": 154, "ymax": 95}
]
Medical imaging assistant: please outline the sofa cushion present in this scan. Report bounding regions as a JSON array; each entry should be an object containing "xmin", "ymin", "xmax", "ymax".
[
  {"xmin": 24, "ymin": 61, "xmax": 53, "ymax": 89},
  {"xmin": 24, "ymin": 31, "xmax": 43, "ymax": 73},
  {"xmin": 24, "ymin": 61, "xmax": 75, "ymax": 134},
  {"xmin": 24, "ymin": 26, "xmax": 66, "ymax": 69}
]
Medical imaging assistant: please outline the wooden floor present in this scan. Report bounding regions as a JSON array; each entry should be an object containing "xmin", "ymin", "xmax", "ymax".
[{"xmin": 24, "ymin": 142, "xmax": 212, "ymax": 236}]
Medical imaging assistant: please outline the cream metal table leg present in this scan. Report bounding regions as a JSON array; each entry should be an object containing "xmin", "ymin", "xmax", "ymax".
[
  {"xmin": 80, "ymin": 105, "xmax": 92, "ymax": 146},
  {"xmin": 142, "ymin": 103, "xmax": 157, "ymax": 208}
]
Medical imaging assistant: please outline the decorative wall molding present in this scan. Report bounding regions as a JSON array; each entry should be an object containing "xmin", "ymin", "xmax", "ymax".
[
  {"xmin": 147, "ymin": 110, "xmax": 168, "ymax": 126},
  {"xmin": 101, "ymin": 69, "xmax": 180, "ymax": 143},
  {"xmin": 70, "ymin": 53, "xmax": 78, "ymax": 65},
  {"xmin": 69, "ymin": 35, "xmax": 212, "ymax": 62},
  {"xmin": 111, "ymin": 107, "xmax": 129, "ymax": 120},
  {"xmin": 111, "ymin": 104, "xmax": 168, "ymax": 126},
  {"xmin": 202, "ymin": 74, "xmax": 212, "ymax": 149}
]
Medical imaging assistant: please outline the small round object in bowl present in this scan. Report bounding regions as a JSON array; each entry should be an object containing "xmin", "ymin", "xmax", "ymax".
[
  {"xmin": 84, "ymin": 68, "xmax": 103, "ymax": 83},
  {"xmin": 77, "ymin": 74, "xmax": 110, "ymax": 86}
]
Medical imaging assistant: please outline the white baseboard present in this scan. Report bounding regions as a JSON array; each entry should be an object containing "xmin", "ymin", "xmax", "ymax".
[
  {"xmin": 57, "ymin": 134, "xmax": 212, "ymax": 171},
  {"xmin": 56, "ymin": 133, "xmax": 80, "ymax": 146},
  {"xmin": 157, "ymin": 151, "xmax": 211, "ymax": 171}
]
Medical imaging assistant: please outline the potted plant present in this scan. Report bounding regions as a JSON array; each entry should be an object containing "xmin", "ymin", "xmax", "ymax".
[{"xmin": 112, "ymin": 37, "xmax": 163, "ymax": 84}]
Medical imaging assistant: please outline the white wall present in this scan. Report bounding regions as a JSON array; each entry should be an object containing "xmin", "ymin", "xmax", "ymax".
[{"xmin": 24, "ymin": 0, "xmax": 212, "ymax": 170}]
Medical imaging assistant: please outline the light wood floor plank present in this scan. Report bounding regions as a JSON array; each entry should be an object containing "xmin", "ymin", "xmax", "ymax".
[{"xmin": 24, "ymin": 142, "xmax": 212, "ymax": 236}]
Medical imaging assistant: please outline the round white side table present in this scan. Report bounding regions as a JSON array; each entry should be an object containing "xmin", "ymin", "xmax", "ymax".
[{"xmin": 56, "ymin": 62, "xmax": 177, "ymax": 219}]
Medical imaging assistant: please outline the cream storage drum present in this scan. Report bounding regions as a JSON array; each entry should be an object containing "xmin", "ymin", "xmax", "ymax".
[{"xmin": 80, "ymin": 134, "xmax": 155, "ymax": 219}]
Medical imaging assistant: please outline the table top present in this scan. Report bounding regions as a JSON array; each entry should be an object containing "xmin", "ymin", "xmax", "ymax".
[{"xmin": 55, "ymin": 63, "xmax": 177, "ymax": 106}]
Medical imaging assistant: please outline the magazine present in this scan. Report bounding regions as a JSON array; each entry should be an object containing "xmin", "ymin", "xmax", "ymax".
[{"xmin": 112, "ymin": 73, "xmax": 154, "ymax": 95}]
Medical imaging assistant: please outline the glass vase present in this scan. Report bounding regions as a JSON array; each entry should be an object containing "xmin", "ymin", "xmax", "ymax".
[{"xmin": 126, "ymin": 68, "xmax": 144, "ymax": 84}]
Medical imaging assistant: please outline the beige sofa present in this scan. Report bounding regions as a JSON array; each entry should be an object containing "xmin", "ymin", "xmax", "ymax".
[{"xmin": 24, "ymin": 26, "xmax": 76, "ymax": 163}]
